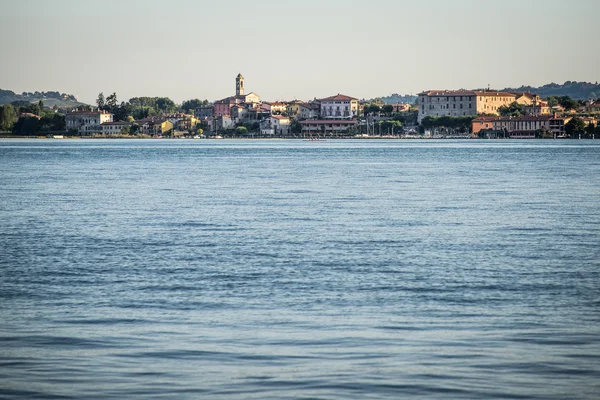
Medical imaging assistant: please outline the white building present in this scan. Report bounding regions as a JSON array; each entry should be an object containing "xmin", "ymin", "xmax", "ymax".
[
  {"xmin": 299, "ymin": 103, "xmax": 320, "ymax": 119},
  {"xmin": 65, "ymin": 110, "xmax": 113, "ymax": 135},
  {"xmin": 261, "ymin": 115, "xmax": 290, "ymax": 135},
  {"xmin": 101, "ymin": 121, "xmax": 132, "ymax": 135},
  {"xmin": 320, "ymin": 94, "xmax": 358, "ymax": 119}
]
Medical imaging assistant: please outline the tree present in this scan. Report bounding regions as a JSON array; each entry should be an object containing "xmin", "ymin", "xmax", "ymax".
[
  {"xmin": 381, "ymin": 105, "xmax": 394, "ymax": 115},
  {"xmin": 156, "ymin": 97, "xmax": 177, "ymax": 114},
  {"xmin": 12, "ymin": 115, "xmax": 40, "ymax": 135},
  {"xmin": 290, "ymin": 119, "xmax": 302, "ymax": 134},
  {"xmin": 585, "ymin": 122, "xmax": 595, "ymax": 138},
  {"xmin": 379, "ymin": 120, "xmax": 403, "ymax": 135},
  {"xmin": 498, "ymin": 101, "xmax": 524, "ymax": 116},
  {"xmin": 365, "ymin": 104, "xmax": 381, "ymax": 114},
  {"xmin": 106, "ymin": 92, "xmax": 118, "ymax": 111},
  {"xmin": 565, "ymin": 117, "xmax": 586, "ymax": 138},
  {"xmin": 96, "ymin": 92, "xmax": 105, "ymax": 109},
  {"xmin": 558, "ymin": 96, "xmax": 580, "ymax": 111},
  {"xmin": 546, "ymin": 96, "xmax": 558, "ymax": 107},
  {"xmin": 235, "ymin": 126, "xmax": 248, "ymax": 135},
  {"xmin": 181, "ymin": 99, "xmax": 209, "ymax": 113},
  {"xmin": 0, "ymin": 104, "xmax": 18, "ymax": 131}
]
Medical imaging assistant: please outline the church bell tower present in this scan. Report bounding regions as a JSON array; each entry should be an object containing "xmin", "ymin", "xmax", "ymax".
[{"xmin": 236, "ymin": 73, "xmax": 244, "ymax": 96}]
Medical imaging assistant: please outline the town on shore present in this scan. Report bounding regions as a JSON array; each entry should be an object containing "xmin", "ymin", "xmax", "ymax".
[{"xmin": 1, "ymin": 74, "xmax": 599, "ymax": 139}]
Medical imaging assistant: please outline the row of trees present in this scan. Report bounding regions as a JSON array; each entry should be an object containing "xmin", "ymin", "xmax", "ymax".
[
  {"xmin": 0, "ymin": 101, "xmax": 66, "ymax": 134},
  {"xmin": 95, "ymin": 93, "xmax": 210, "ymax": 122},
  {"xmin": 420, "ymin": 116, "xmax": 474, "ymax": 132},
  {"xmin": 546, "ymin": 95, "xmax": 581, "ymax": 110}
]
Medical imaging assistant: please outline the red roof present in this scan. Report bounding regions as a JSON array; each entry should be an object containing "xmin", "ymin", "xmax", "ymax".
[
  {"xmin": 419, "ymin": 89, "xmax": 518, "ymax": 97},
  {"xmin": 320, "ymin": 94, "xmax": 358, "ymax": 101}
]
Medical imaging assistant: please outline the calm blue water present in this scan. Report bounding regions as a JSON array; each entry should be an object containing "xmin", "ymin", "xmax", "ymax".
[{"xmin": 1, "ymin": 139, "xmax": 599, "ymax": 399}]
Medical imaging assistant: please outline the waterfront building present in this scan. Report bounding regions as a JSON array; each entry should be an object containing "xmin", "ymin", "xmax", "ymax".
[
  {"xmin": 260, "ymin": 115, "xmax": 290, "ymax": 136},
  {"xmin": 215, "ymin": 115, "xmax": 235, "ymax": 131},
  {"xmin": 101, "ymin": 121, "xmax": 132, "ymax": 135},
  {"xmin": 299, "ymin": 119, "xmax": 357, "ymax": 136},
  {"xmin": 137, "ymin": 117, "xmax": 174, "ymax": 136},
  {"xmin": 471, "ymin": 114, "xmax": 570, "ymax": 137},
  {"xmin": 417, "ymin": 90, "xmax": 523, "ymax": 123},
  {"xmin": 65, "ymin": 109, "xmax": 113, "ymax": 135},
  {"xmin": 286, "ymin": 100, "xmax": 304, "ymax": 119},
  {"xmin": 299, "ymin": 103, "xmax": 320, "ymax": 119},
  {"xmin": 167, "ymin": 114, "xmax": 200, "ymax": 131},
  {"xmin": 320, "ymin": 94, "xmax": 358, "ymax": 119}
]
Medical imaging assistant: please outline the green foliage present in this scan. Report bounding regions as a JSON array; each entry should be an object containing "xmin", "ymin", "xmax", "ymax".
[
  {"xmin": 377, "ymin": 120, "xmax": 403, "ymax": 134},
  {"xmin": 381, "ymin": 105, "xmax": 394, "ymax": 115},
  {"xmin": 96, "ymin": 92, "xmax": 105, "ymax": 109},
  {"xmin": 180, "ymin": 99, "xmax": 210, "ymax": 113},
  {"xmin": 365, "ymin": 94, "xmax": 417, "ymax": 104},
  {"xmin": 364, "ymin": 104, "xmax": 381, "ymax": 114},
  {"xmin": 565, "ymin": 117, "xmax": 586, "ymax": 137},
  {"xmin": 585, "ymin": 122, "xmax": 596, "ymax": 138},
  {"xmin": 503, "ymin": 81, "xmax": 600, "ymax": 100},
  {"xmin": 11, "ymin": 113, "xmax": 66, "ymax": 135},
  {"xmin": 0, "ymin": 89, "xmax": 78, "ymax": 105},
  {"xmin": 106, "ymin": 93, "xmax": 118, "ymax": 110},
  {"xmin": 127, "ymin": 96, "xmax": 177, "ymax": 119},
  {"xmin": 546, "ymin": 96, "xmax": 558, "ymax": 107},
  {"xmin": 290, "ymin": 119, "xmax": 302, "ymax": 134},
  {"xmin": 498, "ymin": 101, "xmax": 524, "ymax": 116},
  {"xmin": 421, "ymin": 116, "xmax": 474, "ymax": 130},
  {"xmin": 557, "ymin": 96, "xmax": 580, "ymax": 111},
  {"xmin": 0, "ymin": 104, "xmax": 18, "ymax": 131},
  {"xmin": 235, "ymin": 126, "xmax": 248, "ymax": 135}
]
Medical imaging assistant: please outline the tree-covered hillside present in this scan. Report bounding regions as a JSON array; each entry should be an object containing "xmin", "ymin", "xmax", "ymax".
[
  {"xmin": 502, "ymin": 81, "xmax": 599, "ymax": 100},
  {"xmin": 0, "ymin": 89, "xmax": 86, "ymax": 107}
]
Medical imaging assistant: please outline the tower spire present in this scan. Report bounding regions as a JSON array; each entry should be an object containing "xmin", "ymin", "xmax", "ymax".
[{"xmin": 236, "ymin": 73, "xmax": 245, "ymax": 96}]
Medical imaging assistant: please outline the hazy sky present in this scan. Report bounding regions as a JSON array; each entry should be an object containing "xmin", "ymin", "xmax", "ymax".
[{"xmin": 1, "ymin": 0, "xmax": 598, "ymax": 104}]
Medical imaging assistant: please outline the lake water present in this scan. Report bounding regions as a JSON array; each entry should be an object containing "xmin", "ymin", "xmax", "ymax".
[{"xmin": 1, "ymin": 139, "xmax": 599, "ymax": 399}]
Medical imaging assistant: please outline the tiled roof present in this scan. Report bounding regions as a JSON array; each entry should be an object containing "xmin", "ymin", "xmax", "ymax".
[
  {"xmin": 320, "ymin": 94, "xmax": 358, "ymax": 101},
  {"xmin": 419, "ymin": 90, "xmax": 518, "ymax": 97},
  {"xmin": 101, "ymin": 121, "xmax": 132, "ymax": 126},
  {"xmin": 419, "ymin": 90, "xmax": 476, "ymax": 96}
]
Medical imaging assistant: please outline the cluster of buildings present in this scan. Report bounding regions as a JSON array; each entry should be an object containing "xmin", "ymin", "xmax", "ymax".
[
  {"xmin": 63, "ymin": 73, "xmax": 599, "ymax": 138},
  {"xmin": 193, "ymin": 74, "xmax": 364, "ymax": 136},
  {"xmin": 418, "ymin": 88, "xmax": 599, "ymax": 137},
  {"xmin": 65, "ymin": 110, "xmax": 200, "ymax": 137}
]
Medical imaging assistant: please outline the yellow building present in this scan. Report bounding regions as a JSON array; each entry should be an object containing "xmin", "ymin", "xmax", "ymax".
[
  {"xmin": 137, "ymin": 118, "xmax": 174, "ymax": 136},
  {"xmin": 286, "ymin": 100, "xmax": 304, "ymax": 118}
]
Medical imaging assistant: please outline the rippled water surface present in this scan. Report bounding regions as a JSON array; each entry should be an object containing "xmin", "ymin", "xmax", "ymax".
[{"xmin": 1, "ymin": 139, "xmax": 600, "ymax": 399}]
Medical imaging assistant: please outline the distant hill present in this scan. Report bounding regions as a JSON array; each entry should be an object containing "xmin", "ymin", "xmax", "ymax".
[
  {"xmin": 0, "ymin": 89, "xmax": 87, "ymax": 107},
  {"xmin": 365, "ymin": 94, "xmax": 418, "ymax": 105},
  {"xmin": 502, "ymin": 81, "xmax": 600, "ymax": 100}
]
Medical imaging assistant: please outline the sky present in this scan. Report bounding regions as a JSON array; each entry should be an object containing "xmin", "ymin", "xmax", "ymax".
[{"xmin": 1, "ymin": 0, "xmax": 598, "ymax": 104}]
